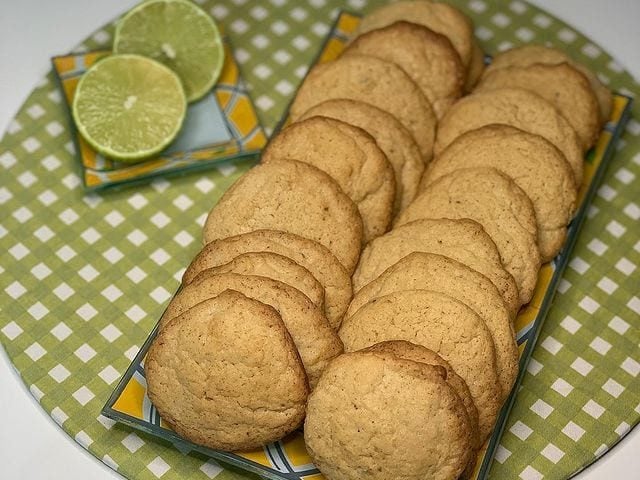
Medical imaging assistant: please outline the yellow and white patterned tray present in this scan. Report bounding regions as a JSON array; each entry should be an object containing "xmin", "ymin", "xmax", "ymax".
[{"xmin": 52, "ymin": 31, "xmax": 267, "ymax": 191}]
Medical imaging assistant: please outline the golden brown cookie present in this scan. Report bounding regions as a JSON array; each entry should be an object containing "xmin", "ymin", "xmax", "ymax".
[
  {"xmin": 363, "ymin": 340, "xmax": 480, "ymax": 450},
  {"xmin": 183, "ymin": 230, "xmax": 352, "ymax": 330},
  {"xmin": 146, "ymin": 290, "xmax": 308, "ymax": 451},
  {"xmin": 196, "ymin": 251, "xmax": 324, "ymax": 310},
  {"xmin": 289, "ymin": 54, "xmax": 436, "ymax": 161},
  {"xmin": 422, "ymin": 124, "xmax": 578, "ymax": 261},
  {"xmin": 263, "ymin": 116, "xmax": 395, "ymax": 241},
  {"xmin": 465, "ymin": 39, "xmax": 485, "ymax": 92},
  {"xmin": 477, "ymin": 63, "xmax": 600, "ymax": 149},
  {"xmin": 161, "ymin": 272, "xmax": 343, "ymax": 388},
  {"xmin": 348, "ymin": 252, "xmax": 518, "ymax": 397},
  {"xmin": 299, "ymin": 99, "xmax": 424, "ymax": 215},
  {"xmin": 354, "ymin": 0, "xmax": 474, "ymax": 71},
  {"xmin": 339, "ymin": 290, "xmax": 503, "ymax": 441},
  {"xmin": 202, "ymin": 159, "xmax": 363, "ymax": 273},
  {"xmin": 484, "ymin": 44, "xmax": 613, "ymax": 124},
  {"xmin": 305, "ymin": 351, "xmax": 474, "ymax": 480},
  {"xmin": 397, "ymin": 167, "xmax": 541, "ymax": 305},
  {"xmin": 352, "ymin": 218, "xmax": 520, "ymax": 317},
  {"xmin": 434, "ymin": 87, "xmax": 584, "ymax": 185},
  {"xmin": 344, "ymin": 21, "xmax": 464, "ymax": 118}
]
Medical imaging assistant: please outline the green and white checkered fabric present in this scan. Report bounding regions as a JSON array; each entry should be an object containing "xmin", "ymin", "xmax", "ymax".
[{"xmin": 0, "ymin": 1, "xmax": 638, "ymax": 479}]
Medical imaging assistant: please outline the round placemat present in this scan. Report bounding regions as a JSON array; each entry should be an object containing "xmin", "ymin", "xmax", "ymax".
[{"xmin": 0, "ymin": 1, "xmax": 638, "ymax": 479}]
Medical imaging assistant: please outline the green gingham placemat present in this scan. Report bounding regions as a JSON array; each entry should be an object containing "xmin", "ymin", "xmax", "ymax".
[{"xmin": 1, "ymin": 1, "xmax": 638, "ymax": 479}]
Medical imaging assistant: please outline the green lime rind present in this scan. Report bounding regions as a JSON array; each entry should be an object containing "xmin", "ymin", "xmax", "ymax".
[
  {"xmin": 113, "ymin": 0, "xmax": 225, "ymax": 103},
  {"xmin": 72, "ymin": 54, "xmax": 187, "ymax": 163}
]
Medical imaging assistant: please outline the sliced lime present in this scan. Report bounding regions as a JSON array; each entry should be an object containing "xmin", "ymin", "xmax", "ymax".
[
  {"xmin": 72, "ymin": 54, "xmax": 187, "ymax": 162},
  {"xmin": 113, "ymin": 0, "xmax": 225, "ymax": 102}
]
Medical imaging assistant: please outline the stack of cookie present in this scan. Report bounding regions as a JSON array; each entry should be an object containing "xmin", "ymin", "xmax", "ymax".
[{"xmin": 144, "ymin": 1, "xmax": 612, "ymax": 478}]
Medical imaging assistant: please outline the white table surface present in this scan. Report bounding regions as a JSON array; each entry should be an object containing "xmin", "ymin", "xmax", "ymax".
[{"xmin": 1, "ymin": 1, "xmax": 639, "ymax": 479}]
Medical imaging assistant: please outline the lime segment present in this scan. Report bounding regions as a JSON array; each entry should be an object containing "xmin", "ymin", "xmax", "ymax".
[
  {"xmin": 114, "ymin": 0, "xmax": 225, "ymax": 102},
  {"xmin": 72, "ymin": 54, "xmax": 187, "ymax": 162}
]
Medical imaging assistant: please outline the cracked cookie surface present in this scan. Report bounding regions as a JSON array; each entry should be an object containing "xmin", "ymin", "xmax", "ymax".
[
  {"xmin": 161, "ymin": 272, "xmax": 343, "ymax": 388},
  {"xmin": 339, "ymin": 290, "xmax": 502, "ymax": 442},
  {"xmin": 184, "ymin": 230, "xmax": 352, "ymax": 329},
  {"xmin": 289, "ymin": 55, "xmax": 436, "ymax": 161},
  {"xmin": 299, "ymin": 99, "xmax": 423, "ymax": 216},
  {"xmin": 348, "ymin": 252, "xmax": 518, "ymax": 398},
  {"xmin": 202, "ymin": 159, "xmax": 363, "ymax": 273},
  {"xmin": 146, "ymin": 290, "xmax": 308, "ymax": 451},
  {"xmin": 422, "ymin": 125, "xmax": 577, "ymax": 261},
  {"xmin": 344, "ymin": 21, "xmax": 464, "ymax": 118},
  {"xmin": 352, "ymin": 218, "xmax": 520, "ymax": 316},
  {"xmin": 397, "ymin": 167, "xmax": 541, "ymax": 305},
  {"xmin": 193, "ymin": 251, "xmax": 324, "ymax": 311},
  {"xmin": 305, "ymin": 351, "xmax": 473, "ymax": 480},
  {"xmin": 434, "ymin": 87, "xmax": 584, "ymax": 185},
  {"xmin": 263, "ymin": 116, "xmax": 395, "ymax": 242}
]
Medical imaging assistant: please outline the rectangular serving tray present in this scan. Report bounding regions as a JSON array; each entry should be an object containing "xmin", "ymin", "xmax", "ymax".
[{"xmin": 103, "ymin": 10, "xmax": 633, "ymax": 480}]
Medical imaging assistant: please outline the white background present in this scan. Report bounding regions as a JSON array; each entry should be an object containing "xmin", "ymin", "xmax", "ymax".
[{"xmin": 1, "ymin": 1, "xmax": 639, "ymax": 479}]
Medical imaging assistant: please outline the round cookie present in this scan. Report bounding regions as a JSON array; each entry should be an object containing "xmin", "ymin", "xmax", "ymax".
[
  {"xmin": 344, "ymin": 21, "xmax": 464, "ymax": 118},
  {"xmin": 161, "ymin": 272, "xmax": 343, "ymax": 388},
  {"xmin": 363, "ymin": 340, "xmax": 480, "ymax": 449},
  {"xmin": 352, "ymin": 218, "xmax": 520, "ymax": 317},
  {"xmin": 464, "ymin": 39, "xmax": 485, "ymax": 92},
  {"xmin": 483, "ymin": 44, "xmax": 613, "ymax": 123},
  {"xmin": 263, "ymin": 116, "xmax": 395, "ymax": 241},
  {"xmin": 397, "ymin": 167, "xmax": 541, "ymax": 305},
  {"xmin": 348, "ymin": 252, "xmax": 518, "ymax": 397},
  {"xmin": 305, "ymin": 351, "xmax": 474, "ymax": 480},
  {"xmin": 289, "ymin": 54, "xmax": 436, "ymax": 161},
  {"xmin": 146, "ymin": 290, "xmax": 308, "ymax": 451},
  {"xmin": 339, "ymin": 290, "xmax": 503, "ymax": 441},
  {"xmin": 421, "ymin": 125, "xmax": 578, "ymax": 261},
  {"xmin": 184, "ymin": 230, "xmax": 351, "ymax": 329},
  {"xmin": 196, "ymin": 251, "xmax": 324, "ymax": 310},
  {"xmin": 354, "ymin": 0, "xmax": 474, "ymax": 70},
  {"xmin": 202, "ymin": 159, "xmax": 363, "ymax": 273},
  {"xmin": 477, "ymin": 63, "xmax": 600, "ymax": 149},
  {"xmin": 299, "ymin": 99, "xmax": 424, "ymax": 215},
  {"xmin": 434, "ymin": 87, "xmax": 584, "ymax": 185}
]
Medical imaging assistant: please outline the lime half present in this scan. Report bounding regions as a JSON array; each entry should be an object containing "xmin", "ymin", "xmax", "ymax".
[
  {"xmin": 114, "ymin": 0, "xmax": 225, "ymax": 102},
  {"xmin": 72, "ymin": 54, "xmax": 187, "ymax": 162}
]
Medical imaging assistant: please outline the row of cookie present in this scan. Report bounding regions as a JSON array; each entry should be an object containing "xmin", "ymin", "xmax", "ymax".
[
  {"xmin": 146, "ymin": 227, "xmax": 353, "ymax": 450},
  {"xmin": 316, "ymin": 220, "xmax": 521, "ymax": 479}
]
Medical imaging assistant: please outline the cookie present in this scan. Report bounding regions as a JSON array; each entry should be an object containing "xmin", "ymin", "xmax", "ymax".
[
  {"xmin": 477, "ymin": 63, "xmax": 600, "ymax": 149},
  {"xmin": 363, "ymin": 340, "xmax": 480, "ymax": 450},
  {"xmin": 305, "ymin": 351, "xmax": 474, "ymax": 480},
  {"xmin": 434, "ymin": 87, "xmax": 584, "ymax": 185},
  {"xmin": 344, "ymin": 21, "xmax": 464, "ymax": 118},
  {"xmin": 289, "ymin": 54, "xmax": 436, "ymax": 161},
  {"xmin": 161, "ymin": 272, "xmax": 343, "ymax": 388},
  {"xmin": 299, "ymin": 100, "xmax": 424, "ymax": 215},
  {"xmin": 397, "ymin": 167, "xmax": 541, "ymax": 305},
  {"xmin": 422, "ymin": 124, "xmax": 578, "ymax": 261},
  {"xmin": 202, "ymin": 159, "xmax": 363, "ymax": 273},
  {"xmin": 146, "ymin": 290, "xmax": 308, "ymax": 451},
  {"xmin": 339, "ymin": 290, "xmax": 503, "ymax": 441},
  {"xmin": 183, "ymin": 230, "xmax": 352, "ymax": 330},
  {"xmin": 196, "ymin": 251, "xmax": 324, "ymax": 310},
  {"xmin": 348, "ymin": 252, "xmax": 518, "ymax": 397},
  {"xmin": 354, "ymin": 0, "xmax": 474, "ymax": 71},
  {"xmin": 484, "ymin": 44, "xmax": 613, "ymax": 124},
  {"xmin": 465, "ymin": 39, "xmax": 485, "ymax": 92},
  {"xmin": 352, "ymin": 218, "xmax": 520, "ymax": 317},
  {"xmin": 263, "ymin": 116, "xmax": 395, "ymax": 241}
]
